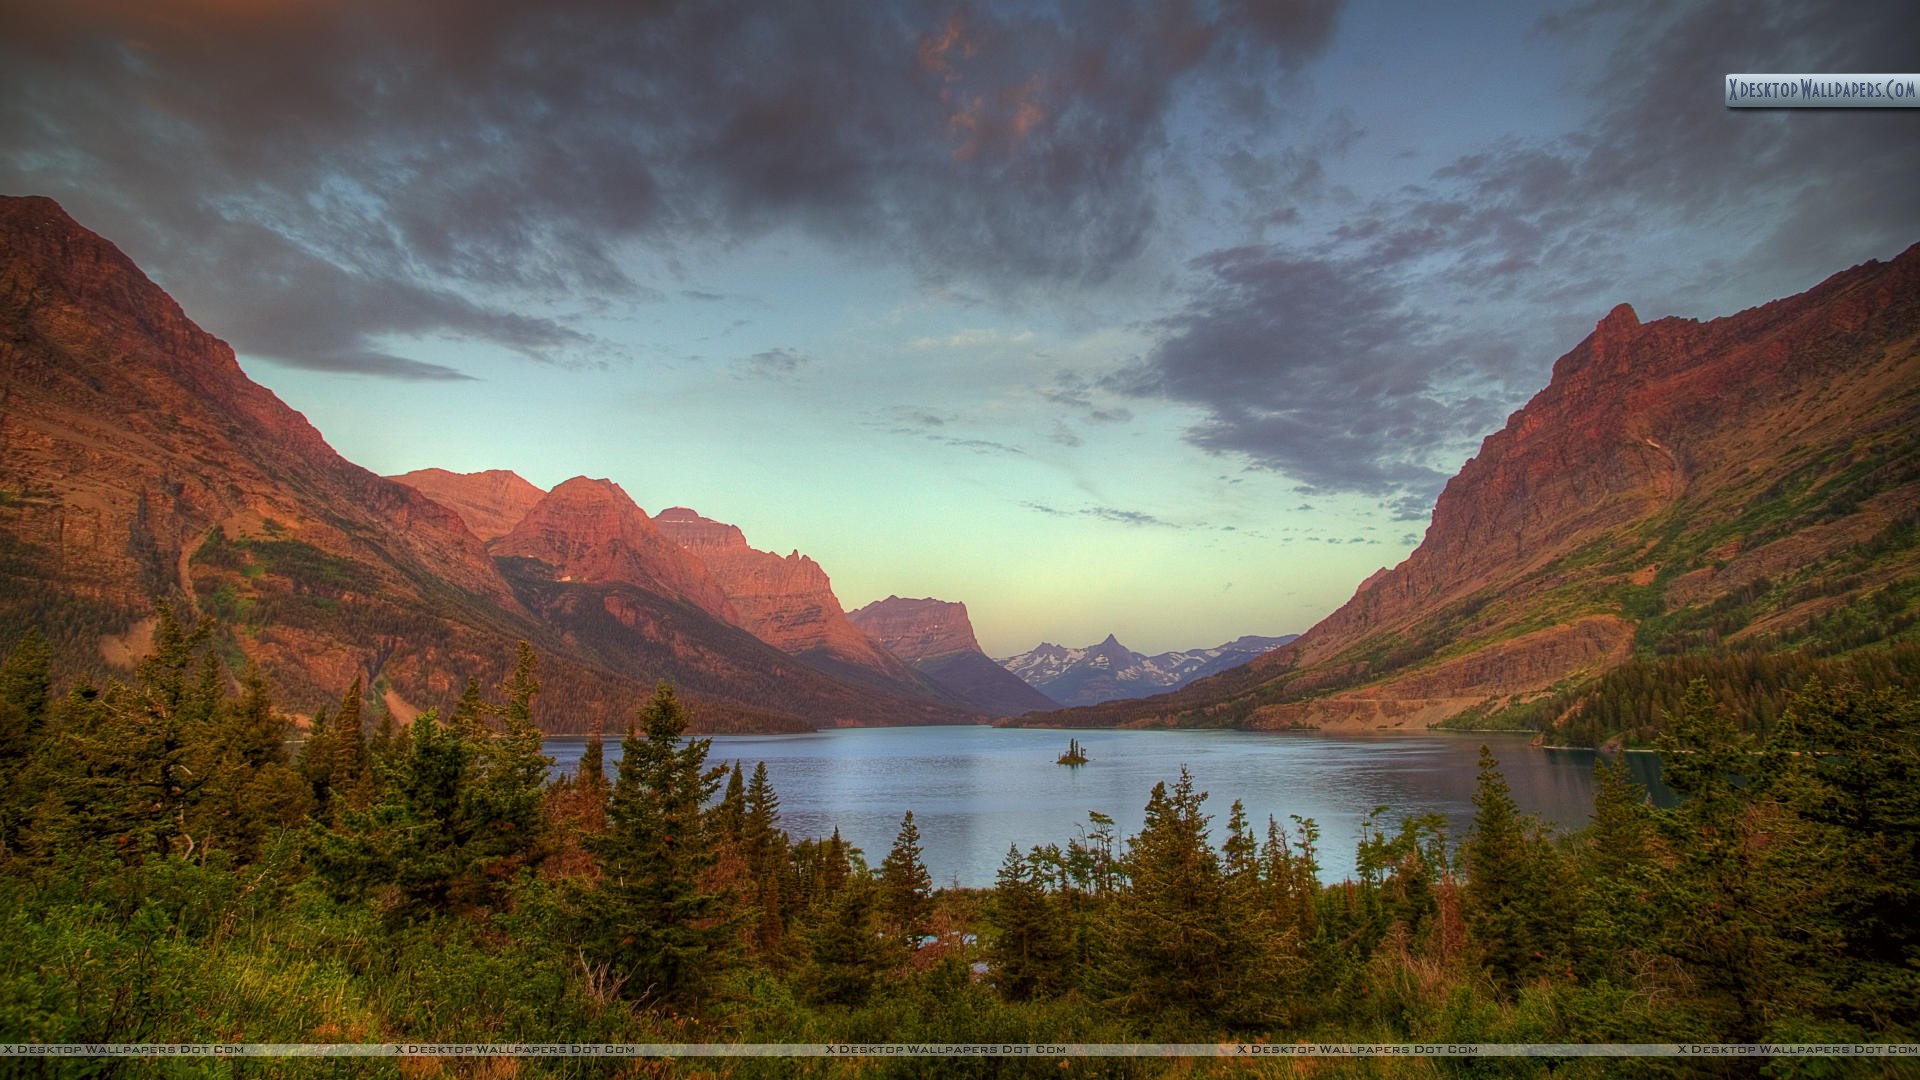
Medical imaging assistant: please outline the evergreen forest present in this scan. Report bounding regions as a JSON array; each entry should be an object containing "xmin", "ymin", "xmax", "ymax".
[{"xmin": 1, "ymin": 606, "xmax": 1916, "ymax": 1078}]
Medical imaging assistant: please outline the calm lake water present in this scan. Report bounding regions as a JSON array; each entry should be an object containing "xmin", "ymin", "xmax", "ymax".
[{"xmin": 544, "ymin": 725, "xmax": 1668, "ymax": 889}]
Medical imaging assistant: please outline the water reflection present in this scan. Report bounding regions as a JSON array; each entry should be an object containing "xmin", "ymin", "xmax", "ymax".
[{"xmin": 545, "ymin": 726, "xmax": 1671, "ymax": 888}]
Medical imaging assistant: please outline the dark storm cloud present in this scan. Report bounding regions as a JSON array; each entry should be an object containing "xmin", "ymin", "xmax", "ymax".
[
  {"xmin": 1121, "ymin": 247, "xmax": 1501, "ymax": 505},
  {"xmin": 1129, "ymin": 0, "xmax": 1918, "ymax": 510},
  {"xmin": 0, "ymin": 0, "xmax": 1347, "ymax": 378},
  {"xmin": 1353, "ymin": 0, "xmax": 1920, "ymax": 303}
]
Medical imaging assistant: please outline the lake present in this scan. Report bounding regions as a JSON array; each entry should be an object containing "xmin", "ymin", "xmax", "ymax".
[{"xmin": 543, "ymin": 725, "xmax": 1668, "ymax": 888}]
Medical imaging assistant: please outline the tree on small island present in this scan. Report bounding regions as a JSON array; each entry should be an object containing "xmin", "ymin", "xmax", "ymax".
[{"xmin": 1057, "ymin": 738, "xmax": 1088, "ymax": 766}]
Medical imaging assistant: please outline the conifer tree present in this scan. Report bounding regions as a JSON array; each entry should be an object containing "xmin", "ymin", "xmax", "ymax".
[
  {"xmin": 1585, "ymin": 754, "xmax": 1653, "ymax": 880},
  {"xmin": 1103, "ymin": 768, "xmax": 1233, "ymax": 1020},
  {"xmin": 380, "ymin": 707, "xmax": 475, "ymax": 914},
  {"xmin": 1571, "ymin": 755, "xmax": 1658, "ymax": 983},
  {"xmin": 987, "ymin": 844, "xmax": 1067, "ymax": 1001},
  {"xmin": 329, "ymin": 677, "xmax": 373, "ymax": 818},
  {"xmin": 466, "ymin": 643, "xmax": 552, "ymax": 879},
  {"xmin": 1760, "ymin": 679, "xmax": 1920, "ymax": 1032},
  {"xmin": 1262, "ymin": 815, "xmax": 1321, "ymax": 941},
  {"xmin": 878, "ymin": 809, "xmax": 932, "ymax": 940},
  {"xmin": 805, "ymin": 879, "xmax": 885, "ymax": 1005},
  {"xmin": 1652, "ymin": 681, "xmax": 1794, "ymax": 1040},
  {"xmin": 716, "ymin": 762, "xmax": 746, "ymax": 847},
  {"xmin": 41, "ymin": 604, "xmax": 223, "ymax": 860},
  {"xmin": 1463, "ymin": 746, "xmax": 1533, "ymax": 985},
  {"xmin": 576, "ymin": 721, "xmax": 606, "ymax": 795},
  {"xmin": 570, "ymin": 718, "xmax": 609, "ymax": 835},
  {"xmin": 211, "ymin": 666, "xmax": 308, "ymax": 861},
  {"xmin": 368, "ymin": 700, "xmax": 400, "ymax": 774},
  {"xmin": 0, "ymin": 629, "xmax": 53, "ymax": 858},
  {"xmin": 741, "ymin": 761, "xmax": 787, "ymax": 950},
  {"xmin": 578, "ymin": 682, "xmax": 736, "ymax": 1007},
  {"xmin": 450, "ymin": 676, "xmax": 490, "ymax": 737},
  {"xmin": 820, "ymin": 827, "xmax": 851, "ymax": 898}
]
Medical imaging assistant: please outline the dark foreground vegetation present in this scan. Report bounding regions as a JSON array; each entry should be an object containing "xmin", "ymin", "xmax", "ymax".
[{"xmin": 0, "ymin": 606, "xmax": 1916, "ymax": 1077}]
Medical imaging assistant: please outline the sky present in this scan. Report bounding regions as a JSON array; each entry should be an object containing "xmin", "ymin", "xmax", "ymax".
[{"xmin": 2, "ymin": 0, "xmax": 1916, "ymax": 657}]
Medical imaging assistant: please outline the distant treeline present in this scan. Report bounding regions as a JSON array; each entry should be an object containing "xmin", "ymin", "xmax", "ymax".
[{"xmin": 1508, "ymin": 640, "xmax": 1920, "ymax": 748}]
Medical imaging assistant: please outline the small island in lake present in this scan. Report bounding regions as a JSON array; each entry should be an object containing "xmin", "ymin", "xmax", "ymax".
[{"xmin": 1057, "ymin": 738, "xmax": 1089, "ymax": 766}]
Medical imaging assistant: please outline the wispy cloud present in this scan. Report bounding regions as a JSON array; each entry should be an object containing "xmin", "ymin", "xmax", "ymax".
[
  {"xmin": 736, "ymin": 347, "xmax": 812, "ymax": 380},
  {"xmin": 908, "ymin": 328, "xmax": 1037, "ymax": 350},
  {"xmin": 1023, "ymin": 501, "xmax": 1176, "ymax": 528}
]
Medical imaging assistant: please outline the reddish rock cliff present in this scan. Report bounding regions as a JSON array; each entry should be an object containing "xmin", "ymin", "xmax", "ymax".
[
  {"xmin": 1021, "ymin": 242, "xmax": 1920, "ymax": 731},
  {"xmin": 390, "ymin": 468, "xmax": 547, "ymax": 541},
  {"xmin": 492, "ymin": 481, "xmax": 740, "ymax": 626},
  {"xmin": 847, "ymin": 595, "xmax": 1057, "ymax": 716},
  {"xmin": 1288, "ymin": 246, "xmax": 1920, "ymax": 672},
  {"xmin": 844, "ymin": 595, "xmax": 983, "ymax": 659},
  {"xmin": 651, "ymin": 507, "xmax": 940, "ymax": 694},
  {"xmin": 0, "ymin": 196, "xmax": 970, "ymax": 733},
  {"xmin": 0, "ymin": 194, "xmax": 535, "ymax": 712}
]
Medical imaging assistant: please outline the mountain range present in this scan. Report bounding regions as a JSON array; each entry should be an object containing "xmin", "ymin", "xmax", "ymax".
[
  {"xmin": 0, "ymin": 195, "xmax": 1003, "ymax": 732},
  {"xmin": 997, "ymin": 634, "xmax": 1296, "ymax": 707},
  {"xmin": 1013, "ymin": 242, "xmax": 1920, "ymax": 736},
  {"xmin": 5, "ymin": 193, "xmax": 1913, "ymax": 742}
]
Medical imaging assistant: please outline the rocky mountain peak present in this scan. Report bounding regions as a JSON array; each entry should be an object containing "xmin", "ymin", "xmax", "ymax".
[
  {"xmin": 491, "ymin": 478, "xmax": 739, "ymax": 624},
  {"xmin": 389, "ymin": 468, "xmax": 546, "ymax": 541},
  {"xmin": 846, "ymin": 594, "xmax": 1056, "ymax": 716},
  {"xmin": 845, "ymin": 595, "xmax": 983, "ymax": 660},
  {"xmin": 653, "ymin": 507, "xmax": 750, "ymax": 549},
  {"xmin": 1048, "ymin": 242, "xmax": 1920, "ymax": 732},
  {"xmin": 652, "ymin": 505, "xmax": 913, "ymax": 681}
]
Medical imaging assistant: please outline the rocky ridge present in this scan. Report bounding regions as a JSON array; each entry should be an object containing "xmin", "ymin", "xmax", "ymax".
[
  {"xmin": 846, "ymin": 595, "xmax": 1057, "ymax": 715},
  {"xmin": 999, "ymin": 633, "xmax": 1296, "ymax": 707},
  {"xmin": 650, "ymin": 507, "xmax": 957, "ymax": 705},
  {"xmin": 492, "ymin": 480, "xmax": 740, "ymax": 627},
  {"xmin": 389, "ymin": 468, "xmax": 546, "ymax": 541},
  {"xmin": 1016, "ymin": 244, "xmax": 1920, "ymax": 731},
  {"xmin": 0, "ymin": 196, "xmax": 971, "ymax": 732}
]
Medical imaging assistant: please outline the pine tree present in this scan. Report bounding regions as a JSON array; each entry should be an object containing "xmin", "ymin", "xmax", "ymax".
[
  {"xmin": 716, "ymin": 762, "xmax": 746, "ymax": 847},
  {"xmin": 450, "ymin": 676, "xmax": 490, "ymax": 737},
  {"xmin": 313, "ymin": 705, "xmax": 479, "ymax": 916},
  {"xmin": 298, "ymin": 702, "xmax": 337, "ymax": 823},
  {"xmin": 1463, "ymin": 745, "xmax": 1530, "ymax": 984},
  {"xmin": 0, "ymin": 630, "xmax": 54, "ymax": 859},
  {"xmin": 741, "ymin": 761, "xmax": 787, "ymax": 951},
  {"xmin": 578, "ymin": 682, "xmax": 737, "ymax": 1007},
  {"xmin": 577, "ymin": 721, "xmax": 606, "ymax": 795},
  {"xmin": 368, "ymin": 700, "xmax": 400, "ymax": 775},
  {"xmin": 465, "ymin": 643, "xmax": 552, "ymax": 881},
  {"xmin": 382, "ymin": 707, "xmax": 476, "ymax": 914},
  {"xmin": 211, "ymin": 666, "xmax": 309, "ymax": 861},
  {"xmin": 987, "ymin": 844, "xmax": 1067, "ymax": 1001},
  {"xmin": 805, "ymin": 879, "xmax": 885, "ymax": 1006},
  {"xmin": 39, "ymin": 605, "xmax": 223, "ymax": 860},
  {"xmin": 1651, "ymin": 680, "xmax": 1794, "ymax": 1040},
  {"xmin": 1262, "ymin": 815, "xmax": 1321, "ymax": 942},
  {"xmin": 820, "ymin": 826, "xmax": 851, "ymax": 898},
  {"xmin": 329, "ymin": 678, "xmax": 373, "ymax": 818},
  {"xmin": 1103, "ymin": 767, "xmax": 1233, "ymax": 1020},
  {"xmin": 1765, "ymin": 679, "xmax": 1920, "ymax": 1032},
  {"xmin": 1570, "ymin": 755, "xmax": 1658, "ymax": 985},
  {"xmin": 878, "ymin": 809, "xmax": 932, "ymax": 941}
]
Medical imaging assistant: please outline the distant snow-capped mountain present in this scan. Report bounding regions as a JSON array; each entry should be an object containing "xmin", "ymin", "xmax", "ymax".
[{"xmin": 998, "ymin": 633, "xmax": 1297, "ymax": 707}]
